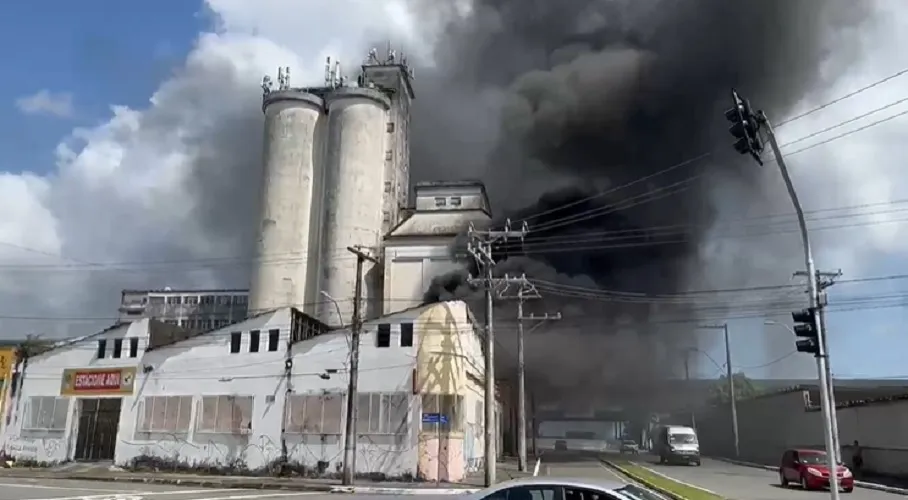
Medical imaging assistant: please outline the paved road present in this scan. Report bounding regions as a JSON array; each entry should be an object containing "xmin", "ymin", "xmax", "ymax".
[
  {"xmin": 539, "ymin": 451, "xmax": 630, "ymax": 485},
  {"xmin": 0, "ymin": 478, "xmax": 404, "ymax": 500},
  {"xmin": 636, "ymin": 456, "xmax": 903, "ymax": 500}
]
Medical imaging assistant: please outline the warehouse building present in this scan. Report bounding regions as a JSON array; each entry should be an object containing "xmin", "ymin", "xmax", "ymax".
[{"xmin": 1, "ymin": 301, "xmax": 497, "ymax": 482}]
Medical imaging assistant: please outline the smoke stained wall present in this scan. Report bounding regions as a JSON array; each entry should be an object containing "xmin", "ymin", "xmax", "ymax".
[{"xmin": 409, "ymin": 0, "xmax": 872, "ymax": 406}]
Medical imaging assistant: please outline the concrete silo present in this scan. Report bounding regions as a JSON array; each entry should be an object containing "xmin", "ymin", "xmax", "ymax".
[
  {"xmin": 248, "ymin": 81, "xmax": 326, "ymax": 316},
  {"xmin": 316, "ymin": 87, "xmax": 391, "ymax": 326}
]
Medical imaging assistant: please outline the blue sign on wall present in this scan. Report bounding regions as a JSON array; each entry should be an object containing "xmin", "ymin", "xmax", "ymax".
[{"xmin": 422, "ymin": 412, "xmax": 449, "ymax": 424}]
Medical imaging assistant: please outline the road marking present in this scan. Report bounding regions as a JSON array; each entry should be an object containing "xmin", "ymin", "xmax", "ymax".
[
  {"xmin": 22, "ymin": 488, "xmax": 238, "ymax": 500},
  {"xmin": 631, "ymin": 461, "xmax": 722, "ymax": 496},
  {"xmin": 596, "ymin": 461, "xmax": 629, "ymax": 484},
  {"xmin": 0, "ymin": 482, "xmax": 137, "ymax": 492},
  {"xmin": 186, "ymin": 493, "xmax": 315, "ymax": 500}
]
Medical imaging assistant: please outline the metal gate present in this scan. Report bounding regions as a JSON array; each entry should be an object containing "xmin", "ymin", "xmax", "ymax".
[{"xmin": 74, "ymin": 398, "xmax": 122, "ymax": 461}]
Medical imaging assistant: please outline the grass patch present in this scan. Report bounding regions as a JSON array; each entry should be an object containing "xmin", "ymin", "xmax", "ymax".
[{"xmin": 607, "ymin": 460, "xmax": 724, "ymax": 500}]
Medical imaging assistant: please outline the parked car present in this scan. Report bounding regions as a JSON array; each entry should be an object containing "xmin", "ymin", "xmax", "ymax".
[
  {"xmin": 779, "ymin": 448, "xmax": 854, "ymax": 492},
  {"xmin": 620, "ymin": 440, "xmax": 640, "ymax": 454}
]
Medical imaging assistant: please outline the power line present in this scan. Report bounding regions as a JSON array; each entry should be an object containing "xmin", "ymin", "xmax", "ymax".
[
  {"xmin": 515, "ymin": 73, "xmax": 908, "ymax": 229},
  {"xmin": 776, "ymin": 67, "xmax": 908, "ymax": 126}
]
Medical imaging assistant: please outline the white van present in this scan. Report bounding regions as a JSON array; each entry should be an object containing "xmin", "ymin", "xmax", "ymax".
[{"xmin": 656, "ymin": 425, "xmax": 700, "ymax": 466}]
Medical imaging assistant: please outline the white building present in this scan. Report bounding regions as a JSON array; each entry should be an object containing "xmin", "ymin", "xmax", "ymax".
[
  {"xmin": 2, "ymin": 301, "xmax": 500, "ymax": 482},
  {"xmin": 383, "ymin": 181, "xmax": 492, "ymax": 314}
]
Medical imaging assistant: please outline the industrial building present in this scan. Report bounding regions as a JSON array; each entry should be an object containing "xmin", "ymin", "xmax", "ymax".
[
  {"xmin": 0, "ymin": 301, "xmax": 499, "ymax": 481},
  {"xmin": 249, "ymin": 48, "xmax": 419, "ymax": 326},
  {"xmin": 0, "ymin": 45, "xmax": 501, "ymax": 482},
  {"xmin": 118, "ymin": 288, "xmax": 248, "ymax": 330}
]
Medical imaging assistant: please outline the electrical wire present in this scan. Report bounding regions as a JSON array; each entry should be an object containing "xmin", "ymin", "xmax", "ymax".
[
  {"xmin": 513, "ymin": 68, "xmax": 908, "ymax": 227},
  {"xmin": 526, "ymin": 101, "xmax": 908, "ymax": 233},
  {"xmin": 775, "ymin": 67, "xmax": 908, "ymax": 126}
]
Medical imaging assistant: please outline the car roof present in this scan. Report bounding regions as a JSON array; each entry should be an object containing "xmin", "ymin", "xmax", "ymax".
[
  {"xmin": 791, "ymin": 448, "xmax": 826, "ymax": 454},
  {"xmin": 489, "ymin": 476, "xmax": 628, "ymax": 491}
]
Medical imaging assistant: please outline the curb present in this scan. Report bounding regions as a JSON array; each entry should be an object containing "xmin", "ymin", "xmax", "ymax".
[
  {"xmin": 0, "ymin": 471, "xmax": 334, "ymax": 491},
  {"xmin": 600, "ymin": 460, "xmax": 687, "ymax": 500},
  {"xmin": 330, "ymin": 486, "xmax": 477, "ymax": 495},
  {"xmin": 711, "ymin": 457, "xmax": 908, "ymax": 495}
]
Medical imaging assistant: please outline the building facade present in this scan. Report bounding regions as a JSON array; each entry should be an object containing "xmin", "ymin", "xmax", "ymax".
[
  {"xmin": 382, "ymin": 181, "xmax": 492, "ymax": 314},
  {"xmin": 118, "ymin": 288, "xmax": 248, "ymax": 330},
  {"xmin": 1, "ymin": 301, "xmax": 498, "ymax": 482},
  {"xmin": 0, "ymin": 321, "xmax": 154, "ymax": 463}
]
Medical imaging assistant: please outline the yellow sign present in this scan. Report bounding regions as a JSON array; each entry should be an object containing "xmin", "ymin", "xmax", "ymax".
[
  {"xmin": 0, "ymin": 349, "xmax": 14, "ymax": 379},
  {"xmin": 60, "ymin": 367, "xmax": 137, "ymax": 396}
]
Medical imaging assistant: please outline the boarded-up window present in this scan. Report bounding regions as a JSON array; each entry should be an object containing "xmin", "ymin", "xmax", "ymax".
[
  {"xmin": 137, "ymin": 396, "xmax": 193, "ymax": 433},
  {"xmin": 284, "ymin": 393, "xmax": 344, "ymax": 434},
  {"xmin": 196, "ymin": 395, "xmax": 253, "ymax": 434},
  {"xmin": 24, "ymin": 396, "xmax": 68, "ymax": 431},
  {"xmin": 421, "ymin": 394, "xmax": 463, "ymax": 433},
  {"xmin": 356, "ymin": 392, "xmax": 409, "ymax": 435}
]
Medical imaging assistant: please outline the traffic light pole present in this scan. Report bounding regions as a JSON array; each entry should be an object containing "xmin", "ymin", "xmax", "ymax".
[{"xmin": 762, "ymin": 117, "xmax": 841, "ymax": 499}]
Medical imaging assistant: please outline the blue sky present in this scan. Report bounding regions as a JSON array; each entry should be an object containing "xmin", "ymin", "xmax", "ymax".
[{"xmin": 0, "ymin": 1, "xmax": 206, "ymax": 175}]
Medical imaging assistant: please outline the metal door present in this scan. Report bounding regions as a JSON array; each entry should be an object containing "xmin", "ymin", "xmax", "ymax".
[{"xmin": 74, "ymin": 398, "xmax": 122, "ymax": 461}]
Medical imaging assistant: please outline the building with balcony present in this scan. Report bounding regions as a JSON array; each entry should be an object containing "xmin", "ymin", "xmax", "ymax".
[{"xmin": 118, "ymin": 288, "xmax": 248, "ymax": 331}]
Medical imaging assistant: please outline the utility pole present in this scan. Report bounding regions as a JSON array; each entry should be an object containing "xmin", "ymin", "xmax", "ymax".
[
  {"xmin": 467, "ymin": 220, "xmax": 527, "ymax": 487},
  {"xmin": 683, "ymin": 349, "xmax": 697, "ymax": 431},
  {"xmin": 797, "ymin": 269, "xmax": 844, "ymax": 463},
  {"xmin": 724, "ymin": 89, "xmax": 840, "ymax": 499},
  {"xmin": 341, "ymin": 245, "xmax": 379, "ymax": 486},
  {"xmin": 498, "ymin": 274, "xmax": 561, "ymax": 472},
  {"xmin": 698, "ymin": 324, "xmax": 738, "ymax": 457}
]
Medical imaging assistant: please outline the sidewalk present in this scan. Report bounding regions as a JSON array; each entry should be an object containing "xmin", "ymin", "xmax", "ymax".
[{"xmin": 0, "ymin": 458, "xmax": 535, "ymax": 494}]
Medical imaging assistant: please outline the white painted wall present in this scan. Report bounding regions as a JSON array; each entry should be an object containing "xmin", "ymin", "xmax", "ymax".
[
  {"xmin": 2, "ymin": 321, "xmax": 150, "ymax": 464},
  {"xmin": 116, "ymin": 306, "xmax": 434, "ymax": 476},
  {"xmin": 384, "ymin": 244, "xmax": 463, "ymax": 315},
  {"xmin": 116, "ymin": 309, "xmax": 292, "ymax": 470}
]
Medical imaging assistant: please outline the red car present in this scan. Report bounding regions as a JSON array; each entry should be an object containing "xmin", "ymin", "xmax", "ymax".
[{"xmin": 779, "ymin": 448, "xmax": 854, "ymax": 492}]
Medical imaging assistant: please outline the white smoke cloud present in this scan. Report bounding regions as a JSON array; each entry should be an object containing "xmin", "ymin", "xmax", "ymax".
[
  {"xmin": 0, "ymin": 0, "xmax": 423, "ymax": 339},
  {"xmin": 0, "ymin": 0, "xmax": 907, "ymax": 356}
]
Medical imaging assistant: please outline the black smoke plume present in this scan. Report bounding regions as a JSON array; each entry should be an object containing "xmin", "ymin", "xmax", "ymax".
[{"xmin": 410, "ymin": 0, "xmax": 871, "ymax": 411}]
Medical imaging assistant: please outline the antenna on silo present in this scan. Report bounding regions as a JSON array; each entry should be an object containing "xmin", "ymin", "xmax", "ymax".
[
  {"xmin": 282, "ymin": 67, "xmax": 291, "ymax": 89},
  {"xmin": 324, "ymin": 57, "xmax": 332, "ymax": 86},
  {"xmin": 261, "ymin": 75, "xmax": 273, "ymax": 95},
  {"xmin": 335, "ymin": 61, "xmax": 343, "ymax": 87},
  {"xmin": 366, "ymin": 47, "xmax": 379, "ymax": 65}
]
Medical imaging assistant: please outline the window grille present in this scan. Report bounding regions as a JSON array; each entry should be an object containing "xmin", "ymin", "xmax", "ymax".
[
  {"xmin": 196, "ymin": 395, "xmax": 253, "ymax": 434},
  {"xmin": 137, "ymin": 396, "xmax": 193, "ymax": 433}
]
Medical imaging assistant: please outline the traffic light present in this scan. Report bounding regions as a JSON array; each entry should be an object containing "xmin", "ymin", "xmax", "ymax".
[
  {"xmin": 725, "ymin": 89, "xmax": 764, "ymax": 165},
  {"xmin": 791, "ymin": 307, "xmax": 819, "ymax": 355}
]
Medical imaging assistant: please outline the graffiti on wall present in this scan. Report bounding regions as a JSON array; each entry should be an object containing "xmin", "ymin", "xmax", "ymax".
[{"xmin": 4, "ymin": 436, "xmax": 60, "ymax": 459}]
